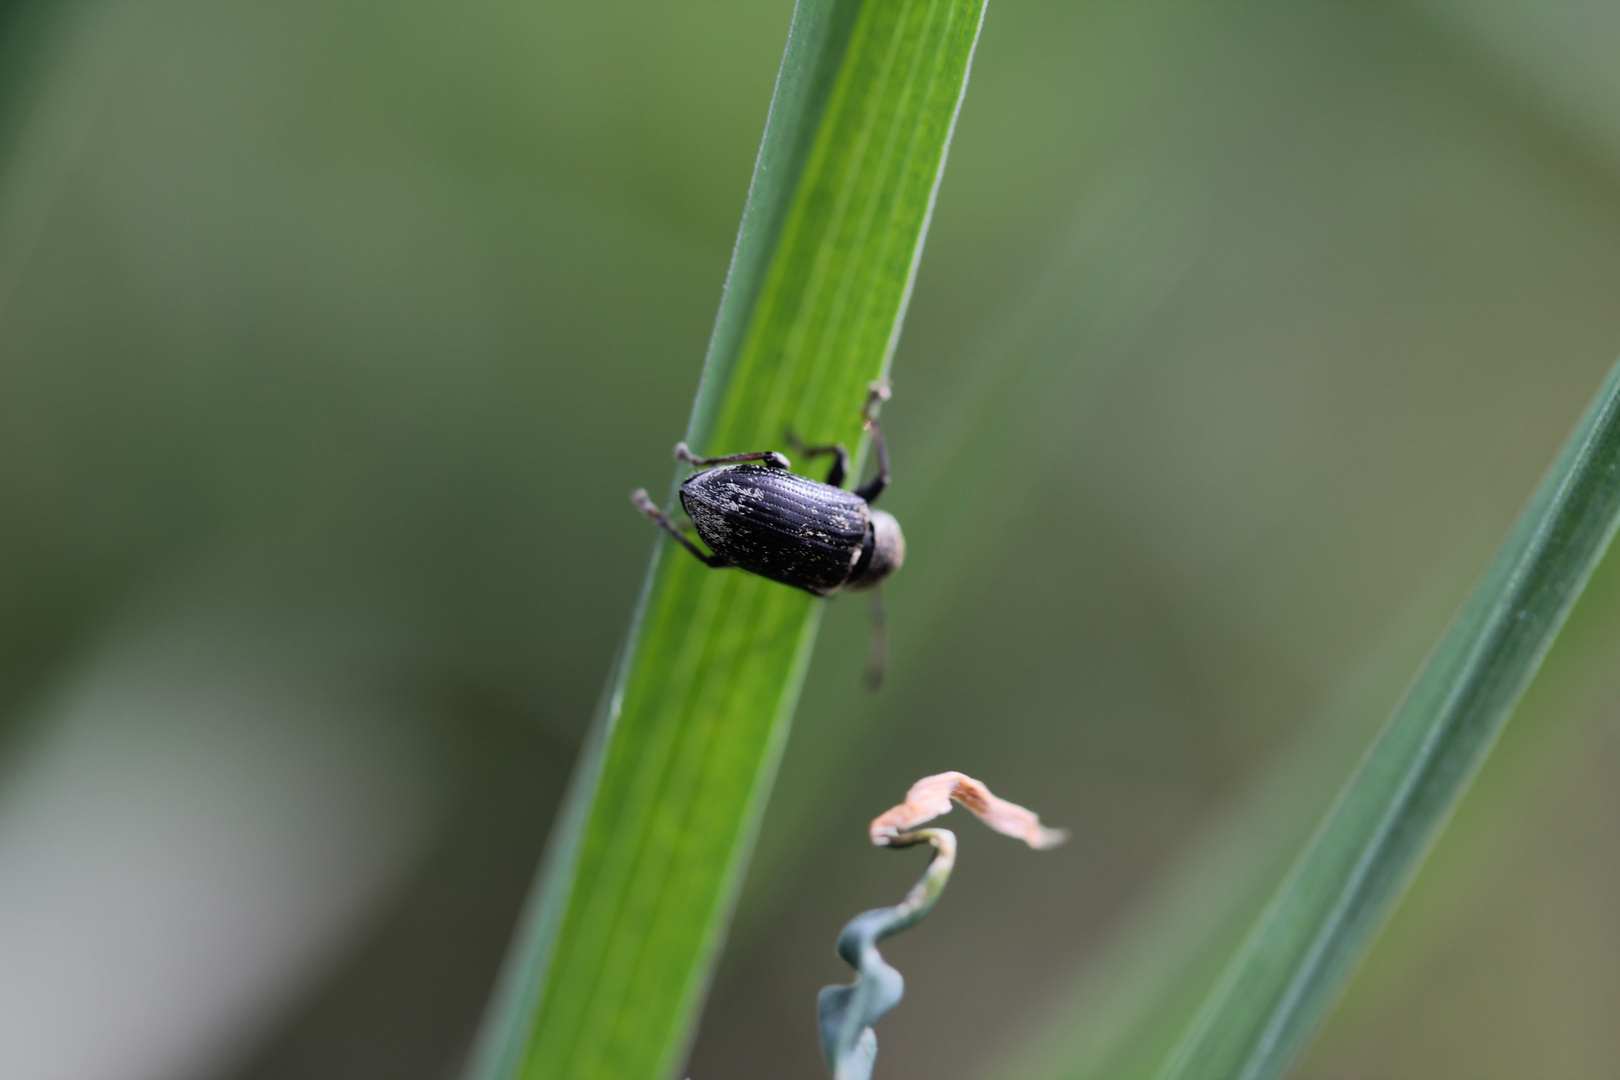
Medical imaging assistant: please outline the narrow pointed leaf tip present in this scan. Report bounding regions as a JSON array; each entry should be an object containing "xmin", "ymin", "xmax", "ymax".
[{"xmin": 868, "ymin": 770, "xmax": 1068, "ymax": 849}]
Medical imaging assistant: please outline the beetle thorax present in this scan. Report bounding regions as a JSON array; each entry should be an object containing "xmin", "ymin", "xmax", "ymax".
[{"xmin": 848, "ymin": 509, "xmax": 904, "ymax": 590}]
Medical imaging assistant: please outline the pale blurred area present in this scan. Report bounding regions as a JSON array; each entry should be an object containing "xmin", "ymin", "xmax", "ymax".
[
  {"xmin": 0, "ymin": 595, "xmax": 442, "ymax": 1080},
  {"xmin": 3, "ymin": 4, "xmax": 1620, "ymax": 1080}
]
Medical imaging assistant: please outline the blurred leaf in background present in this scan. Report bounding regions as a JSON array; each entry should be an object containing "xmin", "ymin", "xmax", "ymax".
[
  {"xmin": 692, "ymin": 4, "xmax": 1620, "ymax": 1079},
  {"xmin": 0, "ymin": 6, "xmax": 786, "ymax": 1078},
  {"xmin": 4, "ymin": 5, "xmax": 1620, "ymax": 1080}
]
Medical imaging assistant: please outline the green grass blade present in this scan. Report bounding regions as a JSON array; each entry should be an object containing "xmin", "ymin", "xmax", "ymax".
[
  {"xmin": 464, "ymin": 3, "xmax": 988, "ymax": 1079},
  {"xmin": 1149, "ymin": 357, "xmax": 1620, "ymax": 1080}
]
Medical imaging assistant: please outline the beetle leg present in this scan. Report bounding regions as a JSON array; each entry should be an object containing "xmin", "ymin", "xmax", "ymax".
[
  {"xmin": 632, "ymin": 489, "xmax": 730, "ymax": 568},
  {"xmin": 853, "ymin": 381, "xmax": 892, "ymax": 504},
  {"xmin": 674, "ymin": 442, "xmax": 790, "ymax": 470},
  {"xmin": 864, "ymin": 588, "xmax": 888, "ymax": 690},
  {"xmin": 784, "ymin": 431, "xmax": 850, "ymax": 488}
]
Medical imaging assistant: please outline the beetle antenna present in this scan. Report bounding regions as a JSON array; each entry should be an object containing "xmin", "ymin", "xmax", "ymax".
[{"xmin": 865, "ymin": 588, "xmax": 888, "ymax": 690}]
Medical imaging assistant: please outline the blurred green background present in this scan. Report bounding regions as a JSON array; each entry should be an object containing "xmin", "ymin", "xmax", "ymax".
[{"xmin": 3, "ymin": 4, "xmax": 1620, "ymax": 1079}]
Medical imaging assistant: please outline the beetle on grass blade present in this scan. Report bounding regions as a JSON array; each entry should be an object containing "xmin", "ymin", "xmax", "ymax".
[{"xmin": 632, "ymin": 381, "xmax": 904, "ymax": 686}]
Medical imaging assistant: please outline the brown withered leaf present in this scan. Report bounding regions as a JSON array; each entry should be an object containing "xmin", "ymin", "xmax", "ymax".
[{"xmin": 868, "ymin": 771, "xmax": 1068, "ymax": 849}]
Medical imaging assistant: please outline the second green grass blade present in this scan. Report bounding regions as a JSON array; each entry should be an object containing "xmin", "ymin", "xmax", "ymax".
[
  {"xmin": 464, "ymin": 3, "xmax": 988, "ymax": 1079},
  {"xmin": 1145, "ymin": 357, "xmax": 1620, "ymax": 1080}
]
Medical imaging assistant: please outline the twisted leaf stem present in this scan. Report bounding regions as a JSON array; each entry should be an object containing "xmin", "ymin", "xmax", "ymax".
[
  {"xmin": 818, "ymin": 772, "xmax": 1064, "ymax": 1080},
  {"xmin": 819, "ymin": 827, "xmax": 955, "ymax": 1080}
]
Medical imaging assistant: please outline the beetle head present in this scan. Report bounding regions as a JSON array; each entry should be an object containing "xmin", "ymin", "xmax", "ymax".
[{"xmin": 849, "ymin": 510, "xmax": 905, "ymax": 589}]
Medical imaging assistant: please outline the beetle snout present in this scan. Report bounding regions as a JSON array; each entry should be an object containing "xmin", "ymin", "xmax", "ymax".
[{"xmin": 850, "ymin": 510, "xmax": 905, "ymax": 589}]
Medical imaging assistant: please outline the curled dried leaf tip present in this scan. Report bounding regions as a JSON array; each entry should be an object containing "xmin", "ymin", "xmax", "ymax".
[{"xmin": 869, "ymin": 771, "xmax": 1068, "ymax": 850}]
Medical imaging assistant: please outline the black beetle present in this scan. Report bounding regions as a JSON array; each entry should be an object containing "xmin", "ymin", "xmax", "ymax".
[{"xmin": 632, "ymin": 382, "xmax": 904, "ymax": 684}]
